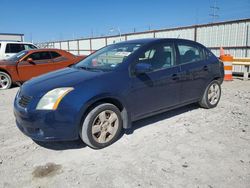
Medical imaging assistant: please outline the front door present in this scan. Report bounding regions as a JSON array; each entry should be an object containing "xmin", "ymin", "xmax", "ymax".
[
  {"xmin": 17, "ymin": 51, "xmax": 54, "ymax": 81},
  {"xmin": 129, "ymin": 42, "xmax": 181, "ymax": 120}
]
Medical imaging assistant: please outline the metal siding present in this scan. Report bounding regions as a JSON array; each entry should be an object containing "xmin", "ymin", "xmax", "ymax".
[
  {"xmin": 61, "ymin": 42, "xmax": 68, "ymax": 50},
  {"xmin": 107, "ymin": 36, "xmax": 126, "ymax": 45},
  {"xmin": 155, "ymin": 28, "xmax": 194, "ymax": 40},
  {"xmin": 79, "ymin": 51, "xmax": 91, "ymax": 55},
  {"xmin": 127, "ymin": 33, "xmax": 154, "ymax": 40},
  {"xmin": 233, "ymin": 65, "xmax": 245, "ymax": 73},
  {"xmin": 68, "ymin": 41, "xmax": 78, "ymax": 50},
  {"xmin": 91, "ymin": 38, "xmax": 106, "ymax": 50},
  {"xmin": 79, "ymin": 40, "xmax": 90, "ymax": 50},
  {"xmin": 48, "ymin": 42, "xmax": 54, "ymax": 48},
  {"xmin": 36, "ymin": 19, "xmax": 250, "ymax": 58},
  {"xmin": 197, "ymin": 21, "xmax": 250, "ymax": 48},
  {"xmin": 54, "ymin": 42, "xmax": 60, "ymax": 49},
  {"xmin": 68, "ymin": 50, "xmax": 78, "ymax": 55},
  {"xmin": 247, "ymin": 22, "xmax": 250, "ymax": 46},
  {"xmin": 211, "ymin": 49, "xmax": 248, "ymax": 57}
]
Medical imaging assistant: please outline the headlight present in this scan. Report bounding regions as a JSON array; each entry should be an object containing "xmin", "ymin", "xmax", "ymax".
[{"xmin": 36, "ymin": 87, "xmax": 74, "ymax": 110}]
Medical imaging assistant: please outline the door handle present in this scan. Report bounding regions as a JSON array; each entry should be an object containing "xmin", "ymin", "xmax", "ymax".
[
  {"xmin": 172, "ymin": 74, "xmax": 179, "ymax": 80},
  {"xmin": 203, "ymin": 66, "xmax": 208, "ymax": 71}
]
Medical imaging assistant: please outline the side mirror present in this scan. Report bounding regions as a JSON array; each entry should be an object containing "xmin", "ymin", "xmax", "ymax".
[
  {"xmin": 135, "ymin": 63, "xmax": 152, "ymax": 75},
  {"xmin": 27, "ymin": 58, "xmax": 34, "ymax": 64}
]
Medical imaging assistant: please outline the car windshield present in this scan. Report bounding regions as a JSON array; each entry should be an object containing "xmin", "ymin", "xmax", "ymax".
[
  {"xmin": 75, "ymin": 43, "xmax": 142, "ymax": 71},
  {"xmin": 7, "ymin": 51, "xmax": 28, "ymax": 61}
]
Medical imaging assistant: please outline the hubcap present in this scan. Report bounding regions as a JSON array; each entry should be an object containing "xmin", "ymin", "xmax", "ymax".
[
  {"xmin": 208, "ymin": 83, "xmax": 220, "ymax": 105},
  {"xmin": 92, "ymin": 110, "xmax": 119, "ymax": 144},
  {"xmin": 0, "ymin": 74, "xmax": 10, "ymax": 89}
]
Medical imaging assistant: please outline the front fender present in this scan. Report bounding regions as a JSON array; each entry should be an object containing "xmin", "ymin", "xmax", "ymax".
[{"xmin": 75, "ymin": 93, "xmax": 132, "ymax": 133}]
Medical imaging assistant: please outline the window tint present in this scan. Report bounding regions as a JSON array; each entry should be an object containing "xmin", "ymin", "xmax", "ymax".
[
  {"xmin": 76, "ymin": 43, "xmax": 141, "ymax": 71},
  {"xmin": 177, "ymin": 44, "xmax": 203, "ymax": 64},
  {"xmin": 26, "ymin": 52, "xmax": 51, "ymax": 60},
  {"xmin": 50, "ymin": 51, "xmax": 61, "ymax": 59},
  {"xmin": 24, "ymin": 44, "xmax": 37, "ymax": 50},
  {"xmin": 5, "ymin": 44, "xmax": 25, "ymax": 53},
  {"xmin": 136, "ymin": 43, "xmax": 175, "ymax": 71}
]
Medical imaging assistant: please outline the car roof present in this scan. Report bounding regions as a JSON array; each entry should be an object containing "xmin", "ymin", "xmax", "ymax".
[
  {"xmin": 26, "ymin": 48, "xmax": 64, "ymax": 52},
  {"xmin": 24, "ymin": 49, "xmax": 74, "ymax": 56},
  {"xmin": 0, "ymin": 41, "xmax": 34, "ymax": 44},
  {"xmin": 118, "ymin": 38, "xmax": 198, "ymax": 44}
]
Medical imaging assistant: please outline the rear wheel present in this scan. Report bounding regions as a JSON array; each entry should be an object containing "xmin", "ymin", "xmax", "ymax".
[
  {"xmin": 80, "ymin": 103, "xmax": 123, "ymax": 149},
  {"xmin": 199, "ymin": 80, "xmax": 221, "ymax": 109},
  {"xmin": 0, "ymin": 72, "xmax": 12, "ymax": 90}
]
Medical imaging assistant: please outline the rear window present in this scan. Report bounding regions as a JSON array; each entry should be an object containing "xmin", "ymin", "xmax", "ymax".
[
  {"xmin": 5, "ymin": 43, "xmax": 25, "ymax": 53},
  {"xmin": 177, "ymin": 44, "xmax": 203, "ymax": 64},
  {"xmin": 27, "ymin": 52, "xmax": 51, "ymax": 60},
  {"xmin": 50, "ymin": 51, "xmax": 61, "ymax": 58}
]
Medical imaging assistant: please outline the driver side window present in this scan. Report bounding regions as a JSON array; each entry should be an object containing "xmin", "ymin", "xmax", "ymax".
[
  {"xmin": 135, "ymin": 43, "xmax": 175, "ymax": 72},
  {"xmin": 24, "ymin": 52, "xmax": 51, "ymax": 61}
]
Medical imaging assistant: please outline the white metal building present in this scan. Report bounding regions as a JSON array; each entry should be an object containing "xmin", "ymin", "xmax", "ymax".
[
  {"xmin": 38, "ymin": 18, "xmax": 250, "ymax": 58},
  {"xmin": 0, "ymin": 33, "xmax": 24, "ymax": 42}
]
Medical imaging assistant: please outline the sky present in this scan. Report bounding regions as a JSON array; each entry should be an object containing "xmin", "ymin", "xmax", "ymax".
[{"xmin": 1, "ymin": 0, "xmax": 249, "ymax": 42}]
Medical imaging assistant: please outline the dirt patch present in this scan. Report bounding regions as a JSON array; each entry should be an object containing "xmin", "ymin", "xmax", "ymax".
[{"xmin": 32, "ymin": 163, "xmax": 62, "ymax": 178}]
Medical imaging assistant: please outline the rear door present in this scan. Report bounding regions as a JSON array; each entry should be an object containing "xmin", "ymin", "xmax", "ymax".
[
  {"xmin": 17, "ymin": 51, "xmax": 54, "ymax": 81},
  {"xmin": 129, "ymin": 41, "xmax": 181, "ymax": 119},
  {"xmin": 176, "ymin": 42, "xmax": 210, "ymax": 103},
  {"xmin": 5, "ymin": 43, "xmax": 25, "ymax": 59}
]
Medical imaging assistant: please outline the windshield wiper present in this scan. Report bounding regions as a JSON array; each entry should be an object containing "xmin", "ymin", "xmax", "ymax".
[{"xmin": 77, "ymin": 66, "xmax": 103, "ymax": 72}]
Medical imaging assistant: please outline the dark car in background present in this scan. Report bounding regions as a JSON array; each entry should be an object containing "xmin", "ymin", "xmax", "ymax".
[
  {"xmin": 14, "ymin": 38, "xmax": 224, "ymax": 149},
  {"xmin": 0, "ymin": 49, "xmax": 85, "ymax": 89}
]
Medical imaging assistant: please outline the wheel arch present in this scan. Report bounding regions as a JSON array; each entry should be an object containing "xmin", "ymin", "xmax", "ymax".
[
  {"xmin": 199, "ymin": 76, "xmax": 223, "ymax": 101},
  {"xmin": 0, "ymin": 68, "xmax": 12, "ymax": 79},
  {"xmin": 78, "ymin": 96, "xmax": 131, "ymax": 131},
  {"xmin": 213, "ymin": 76, "xmax": 223, "ymax": 85}
]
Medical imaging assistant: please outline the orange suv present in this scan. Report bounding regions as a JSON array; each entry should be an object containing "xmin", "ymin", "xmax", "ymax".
[{"xmin": 0, "ymin": 49, "xmax": 85, "ymax": 89}]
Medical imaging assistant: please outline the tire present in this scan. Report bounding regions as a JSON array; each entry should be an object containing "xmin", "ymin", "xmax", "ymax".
[
  {"xmin": 199, "ymin": 80, "xmax": 221, "ymax": 109},
  {"xmin": 0, "ymin": 71, "xmax": 12, "ymax": 90},
  {"xmin": 80, "ymin": 103, "xmax": 123, "ymax": 149}
]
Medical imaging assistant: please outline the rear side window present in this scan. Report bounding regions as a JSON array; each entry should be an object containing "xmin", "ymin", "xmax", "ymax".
[
  {"xmin": 135, "ymin": 42, "xmax": 175, "ymax": 71},
  {"xmin": 50, "ymin": 51, "xmax": 61, "ymax": 59},
  {"xmin": 24, "ymin": 44, "xmax": 37, "ymax": 50},
  {"xmin": 26, "ymin": 52, "xmax": 51, "ymax": 60},
  {"xmin": 5, "ymin": 44, "xmax": 25, "ymax": 53},
  {"xmin": 177, "ymin": 44, "xmax": 203, "ymax": 64}
]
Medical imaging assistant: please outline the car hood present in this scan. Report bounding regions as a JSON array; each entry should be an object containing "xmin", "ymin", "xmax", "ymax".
[{"xmin": 21, "ymin": 67, "xmax": 105, "ymax": 97}]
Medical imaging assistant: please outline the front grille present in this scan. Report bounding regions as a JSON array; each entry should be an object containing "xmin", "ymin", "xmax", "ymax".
[{"xmin": 18, "ymin": 95, "xmax": 32, "ymax": 108}]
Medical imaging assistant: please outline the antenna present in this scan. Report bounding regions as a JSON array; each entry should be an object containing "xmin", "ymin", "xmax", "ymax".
[{"xmin": 209, "ymin": 0, "xmax": 220, "ymax": 23}]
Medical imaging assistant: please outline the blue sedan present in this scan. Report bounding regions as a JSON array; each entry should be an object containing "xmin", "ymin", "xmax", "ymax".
[{"xmin": 14, "ymin": 38, "xmax": 224, "ymax": 149}]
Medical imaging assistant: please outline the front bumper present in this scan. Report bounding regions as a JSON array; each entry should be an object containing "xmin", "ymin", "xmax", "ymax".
[{"xmin": 14, "ymin": 97, "xmax": 80, "ymax": 142}]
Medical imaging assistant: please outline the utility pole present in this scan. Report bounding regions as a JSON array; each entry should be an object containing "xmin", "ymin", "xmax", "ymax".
[
  {"xmin": 91, "ymin": 29, "xmax": 94, "ymax": 38},
  {"xmin": 209, "ymin": 0, "xmax": 220, "ymax": 23},
  {"xmin": 148, "ymin": 25, "xmax": 151, "ymax": 31}
]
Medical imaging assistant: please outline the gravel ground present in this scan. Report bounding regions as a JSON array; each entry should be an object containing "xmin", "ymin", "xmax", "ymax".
[{"xmin": 0, "ymin": 79, "xmax": 250, "ymax": 188}]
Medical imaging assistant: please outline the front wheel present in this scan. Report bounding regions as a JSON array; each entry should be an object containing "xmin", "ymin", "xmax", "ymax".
[
  {"xmin": 0, "ymin": 72, "xmax": 12, "ymax": 90},
  {"xmin": 80, "ymin": 103, "xmax": 123, "ymax": 149},
  {"xmin": 199, "ymin": 80, "xmax": 221, "ymax": 109}
]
